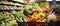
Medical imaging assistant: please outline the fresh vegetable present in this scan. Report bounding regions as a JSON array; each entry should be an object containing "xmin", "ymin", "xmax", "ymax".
[
  {"xmin": 37, "ymin": 19, "xmax": 47, "ymax": 22},
  {"xmin": 27, "ymin": 15, "xmax": 36, "ymax": 22},
  {"xmin": 43, "ymin": 8, "xmax": 51, "ymax": 13},
  {"xmin": 0, "ymin": 12, "xmax": 10, "ymax": 20},
  {"xmin": 52, "ymin": 5, "xmax": 60, "ymax": 15},
  {"xmin": 5, "ymin": 22, "xmax": 11, "ymax": 26},
  {"xmin": 9, "ymin": 20, "xmax": 17, "ymax": 24},
  {"xmin": 47, "ymin": 14, "xmax": 57, "ymax": 22},
  {"xmin": 23, "ymin": 8, "xmax": 33, "ymax": 16},
  {"xmin": 37, "ymin": 13, "xmax": 46, "ymax": 22},
  {"xmin": 13, "ymin": 13, "xmax": 27, "ymax": 22},
  {"xmin": 32, "ymin": 14, "xmax": 39, "ymax": 20},
  {"xmin": 58, "ymin": 15, "xmax": 60, "ymax": 22},
  {"xmin": 32, "ymin": 10, "xmax": 40, "ymax": 20}
]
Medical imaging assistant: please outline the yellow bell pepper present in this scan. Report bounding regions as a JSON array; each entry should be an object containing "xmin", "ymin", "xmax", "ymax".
[
  {"xmin": 37, "ymin": 19, "xmax": 47, "ymax": 22},
  {"xmin": 37, "ymin": 13, "xmax": 46, "ymax": 22},
  {"xmin": 9, "ymin": 20, "xmax": 17, "ymax": 24},
  {"xmin": 39, "ymin": 13, "xmax": 45, "ymax": 17},
  {"xmin": 32, "ymin": 13, "xmax": 40, "ymax": 20}
]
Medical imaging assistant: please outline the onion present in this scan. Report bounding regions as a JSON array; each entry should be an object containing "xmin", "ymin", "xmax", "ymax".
[{"xmin": 47, "ymin": 14, "xmax": 57, "ymax": 22}]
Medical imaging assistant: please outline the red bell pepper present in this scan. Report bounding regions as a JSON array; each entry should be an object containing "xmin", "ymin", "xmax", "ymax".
[
  {"xmin": 27, "ymin": 15, "xmax": 36, "ymax": 22},
  {"xmin": 58, "ymin": 15, "xmax": 60, "ymax": 22}
]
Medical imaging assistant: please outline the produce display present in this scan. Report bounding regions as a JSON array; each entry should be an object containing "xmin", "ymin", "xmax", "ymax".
[
  {"xmin": 0, "ymin": 0, "xmax": 60, "ymax": 26},
  {"xmin": 0, "ymin": 12, "xmax": 17, "ymax": 26}
]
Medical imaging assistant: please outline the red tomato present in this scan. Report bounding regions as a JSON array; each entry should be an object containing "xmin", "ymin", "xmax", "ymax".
[
  {"xmin": 44, "ymin": 8, "xmax": 51, "ymax": 13},
  {"xmin": 58, "ymin": 15, "xmax": 60, "ymax": 22}
]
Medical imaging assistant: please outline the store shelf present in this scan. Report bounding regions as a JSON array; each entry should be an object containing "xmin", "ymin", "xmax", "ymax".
[
  {"xmin": 0, "ymin": 9, "xmax": 21, "ymax": 11},
  {"xmin": 0, "ymin": 3, "xmax": 21, "ymax": 7},
  {"xmin": 0, "ymin": 8, "xmax": 20, "ymax": 11},
  {"xmin": 0, "ymin": 2, "xmax": 22, "ymax": 7},
  {"xmin": 11, "ymin": 1, "xmax": 27, "ymax": 5}
]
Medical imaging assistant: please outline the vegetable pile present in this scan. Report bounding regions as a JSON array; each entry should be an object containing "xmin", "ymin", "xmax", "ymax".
[{"xmin": 0, "ymin": 1, "xmax": 60, "ymax": 26}]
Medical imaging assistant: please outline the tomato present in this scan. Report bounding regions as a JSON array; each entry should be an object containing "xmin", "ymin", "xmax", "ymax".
[
  {"xmin": 58, "ymin": 15, "xmax": 60, "ymax": 22},
  {"xmin": 44, "ymin": 8, "xmax": 51, "ymax": 13}
]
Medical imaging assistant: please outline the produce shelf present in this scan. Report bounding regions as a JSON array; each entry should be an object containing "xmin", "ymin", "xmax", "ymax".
[
  {"xmin": 11, "ymin": 1, "xmax": 27, "ymax": 5},
  {"xmin": 0, "ymin": 9, "xmax": 21, "ymax": 11},
  {"xmin": 0, "ymin": 3, "xmax": 21, "ymax": 7}
]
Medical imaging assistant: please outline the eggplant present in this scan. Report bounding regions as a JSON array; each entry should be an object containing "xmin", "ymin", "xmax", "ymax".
[{"xmin": 51, "ymin": 5, "xmax": 60, "ymax": 15}]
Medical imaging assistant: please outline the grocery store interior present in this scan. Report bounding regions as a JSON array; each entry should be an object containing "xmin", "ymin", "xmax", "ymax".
[{"xmin": 0, "ymin": 0, "xmax": 60, "ymax": 26}]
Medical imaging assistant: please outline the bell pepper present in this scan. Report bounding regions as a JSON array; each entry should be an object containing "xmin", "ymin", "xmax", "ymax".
[
  {"xmin": 37, "ymin": 13, "xmax": 46, "ymax": 22},
  {"xmin": 37, "ymin": 19, "xmax": 47, "ymax": 22},
  {"xmin": 27, "ymin": 15, "xmax": 36, "ymax": 22},
  {"xmin": 32, "ymin": 14, "xmax": 39, "ymax": 20},
  {"xmin": 23, "ymin": 8, "xmax": 33, "ymax": 16},
  {"xmin": 32, "ymin": 9, "xmax": 40, "ymax": 20},
  {"xmin": 58, "ymin": 15, "xmax": 60, "ymax": 22},
  {"xmin": 28, "ymin": 18, "xmax": 36, "ymax": 22},
  {"xmin": 9, "ymin": 20, "xmax": 17, "ymax": 24}
]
